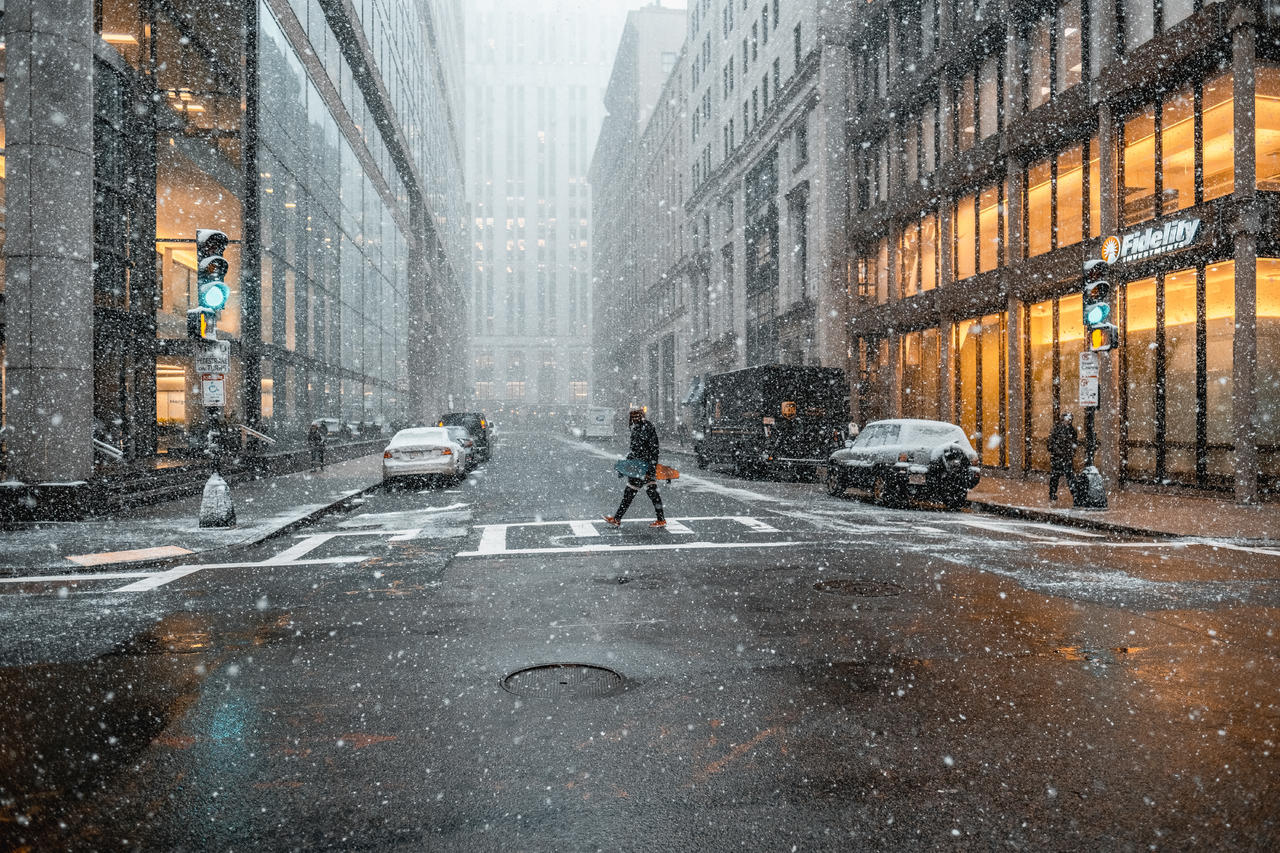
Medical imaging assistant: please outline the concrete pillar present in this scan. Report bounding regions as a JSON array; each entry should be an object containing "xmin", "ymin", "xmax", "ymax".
[
  {"xmin": 3, "ymin": 0, "xmax": 96, "ymax": 483},
  {"xmin": 1231, "ymin": 14, "xmax": 1260, "ymax": 504}
]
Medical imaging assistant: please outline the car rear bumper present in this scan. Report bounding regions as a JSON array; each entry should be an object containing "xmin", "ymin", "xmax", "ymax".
[{"xmin": 383, "ymin": 458, "xmax": 460, "ymax": 478}]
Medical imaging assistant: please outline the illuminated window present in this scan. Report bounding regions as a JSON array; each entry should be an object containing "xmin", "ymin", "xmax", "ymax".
[
  {"xmin": 1258, "ymin": 67, "xmax": 1280, "ymax": 191},
  {"xmin": 1025, "ymin": 159, "xmax": 1052, "ymax": 257},
  {"xmin": 1202, "ymin": 73, "xmax": 1235, "ymax": 202},
  {"xmin": 1122, "ymin": 106, "xmax": 1156, "ymax": 227},
  {"xmin": 1162, "ymin": 86, "xmax": 1195, "ymax": 212},
  {"xmin": 953, "ymin": 194, "xmax": 975, "ymax": 280}
]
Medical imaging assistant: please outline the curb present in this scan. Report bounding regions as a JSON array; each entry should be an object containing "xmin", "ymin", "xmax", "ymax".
[
  {"xmin": 966, "ymin": 499, "xmax": 1179, "ymax": 540},
  {"xmin": 8, "ymin": 482, "xmax": 382, "ymax": 576}
]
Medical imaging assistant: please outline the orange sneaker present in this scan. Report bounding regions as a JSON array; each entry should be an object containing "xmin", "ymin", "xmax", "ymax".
[
  {"xmin": 603, "ymin": 516, "xmax": 621, "ymax": 527},
  {"xmin": 650, "ymin": 519, "xmax": 667, "ymax": 528}
]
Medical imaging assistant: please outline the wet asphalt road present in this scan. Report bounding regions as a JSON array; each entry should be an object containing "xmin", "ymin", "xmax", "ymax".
[{"xmin": 1, "ymin": 429, "xmax": 1279, "ymax": 851}]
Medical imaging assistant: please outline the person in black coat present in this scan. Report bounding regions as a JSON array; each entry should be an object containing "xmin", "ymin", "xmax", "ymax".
[
  {"xmin": 1047, "ymin": 412, "xmax": 1079, "ymax": 502},
  {"xmin": 605, "ymin": 409, "xmax": 666, "ymax": 527}
]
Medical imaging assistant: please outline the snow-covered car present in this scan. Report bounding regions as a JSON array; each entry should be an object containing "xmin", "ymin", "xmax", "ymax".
[
  {"xmin": 382, "ymin": 427, "xmax": 465, "ymax": 486},
  {"xmin": 444, "ymin": 425, "xmax": 478, "ymax": 471},
  {"xmin": 825, "ymin": 418, "xmax": 980, "ymax": 509}
]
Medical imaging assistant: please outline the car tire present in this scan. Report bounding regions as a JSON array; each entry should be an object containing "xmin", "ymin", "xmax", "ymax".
[
  {"xmin": 872, "ymin": 472, "xmax": 900, "ymax": 507},
  {"xmin": 942, "ymin": 488, "xmax": 968, "ymax": 510},
  {"xmin": 826, "ymin": 465, "xmax": 846, "ymax": 496}
]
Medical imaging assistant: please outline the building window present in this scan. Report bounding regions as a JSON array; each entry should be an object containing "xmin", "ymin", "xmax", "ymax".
[
  {"xmin": 1024, "ymin": 139, "xmax": 1095, "ymax": 257},
  {"xmin": 1026, "ymin": 10, "xmax": 1052, "ymax": 111},
  {"xmin": 795, "ymin": 114, "xmax": 809, "ymax": 164},
  {"xmin": 956, "ymin": 70, "xmax": 976, "ymax": 151},
  {"xmin": 1257, "ymin": 66, "xmax": 1280, "ymax": 191},
  {"xmin": 1123, "ymin": 0, "xmax": 1155, "ymax": 51},
  {"xmin": 900, "ymin": 329, "xmax": 941, "ymax": 421},
  {"xmin": 1258, "ymin": 259, "xmax": 1280, "ymax": 482},
  {"xmin": 1121, "ymin": 72, "xmax": 1234, "ymax": 228},
  {"xmin": 1121, "ymin": 262, "xmax": 1238, "ymax": 487},
  {"xmin": 1025, "ymin": 294, "xmax": 1084, "ymax": 470},
  {"xmin": 794, "ymin": 23, "xmax": 802, "ymax": 71},
  {"xmin": 569, "ymin": 380, "xmax": 588, "ymax": 401},
  {"xmin": 978, "ymin": 54, "xmax": 1000, "ymax": 140},
  {"xmin": 954, "ymin": 193, "xmax": 976, "ymax": 280},
  {"xmin": 954, "ymin": 313, "xmax": 1007, "ymax": 467}
]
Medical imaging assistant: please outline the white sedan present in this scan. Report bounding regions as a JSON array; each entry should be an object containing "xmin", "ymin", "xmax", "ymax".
[{"xmin": 382, "ymin": 427, "xmax": 466, "ymax": 486}]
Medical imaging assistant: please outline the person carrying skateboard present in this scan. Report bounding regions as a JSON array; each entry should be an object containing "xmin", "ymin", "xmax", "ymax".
[{"xmin": 605, "ymin": 408, "xmax": 666, "ymax": 528}]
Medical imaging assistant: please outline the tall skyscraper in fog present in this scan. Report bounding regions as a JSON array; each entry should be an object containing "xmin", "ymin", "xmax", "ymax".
[{"xmin": 463, "ymin": 0, "xmax": 637, "ymax": 419}]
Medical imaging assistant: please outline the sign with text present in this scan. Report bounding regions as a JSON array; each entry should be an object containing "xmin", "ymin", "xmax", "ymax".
[
  {"xmin": 1079, "ymin": 352, "xmax": 1100, "ymax": 407},
  {"xmin": 195, "ymin": 339, "xmax": 231, "ymax": 374},
  {"xmin": 200, "ymin": 373, "xmax": 226, "ymax": 407},
  {"xmin": 1111, "ymin": 217, "xmax": 1201, "ymax": 264}
]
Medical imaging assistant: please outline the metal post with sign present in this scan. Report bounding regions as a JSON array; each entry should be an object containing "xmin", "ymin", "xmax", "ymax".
[{"xmin": 1076, "ymin": 264, "xmax": 1110, "ymax": 509}]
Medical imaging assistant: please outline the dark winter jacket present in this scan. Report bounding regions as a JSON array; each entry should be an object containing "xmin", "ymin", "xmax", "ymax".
[
  {"xmin": 628, "ymin": 419, "xmax": 660, "ymax": 466},
  {"xmin": 1047, "ymin": 421, "xmax": 1078, "ymax": 468}
]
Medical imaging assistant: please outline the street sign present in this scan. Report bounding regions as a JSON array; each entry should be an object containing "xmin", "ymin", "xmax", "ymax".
[
  {"xmin": 195, "ymin": 339, "xmax": 231, "ymax": 374},
  {"xmin": 1079, "ymin": 351, "xmax": 1100, "ymax": 407},
  {"xmin": 200, "ymin": 373, "xmax": 226, "ymax": 407}
]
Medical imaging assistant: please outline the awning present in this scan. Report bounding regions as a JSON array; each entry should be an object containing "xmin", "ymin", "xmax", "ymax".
[{"xmin": 680, "ymin": 376, "xmax": 706, "ymax": 406}]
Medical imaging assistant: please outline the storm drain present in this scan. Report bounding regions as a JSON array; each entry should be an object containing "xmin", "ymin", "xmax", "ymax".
[
  {"xmin": 813, "ymin": 579, "xmax": 905, "ymax": 597},
  {"xmin": 501, "ymin": 663, "xmax": 624, "ymax": 699}
]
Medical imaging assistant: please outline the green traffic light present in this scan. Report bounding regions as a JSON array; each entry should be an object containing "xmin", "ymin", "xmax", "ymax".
[
  {"xmin": 199, "ymin": 281, "xmax": 229, "ymax": 310},
  {"xmin": 1085, "ymin": 303, "xmax": 1109, "ymax": 326}
]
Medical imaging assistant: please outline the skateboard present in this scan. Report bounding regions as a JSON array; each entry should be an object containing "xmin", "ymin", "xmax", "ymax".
[{"xmin": 615, "ymin": 460, "xmax": 680, "ymax": 480}]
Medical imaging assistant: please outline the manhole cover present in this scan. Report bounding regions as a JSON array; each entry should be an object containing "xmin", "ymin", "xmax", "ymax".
[
  {"xmin": 813, "ymin": 579, "xmax": 904, "ymax": 597},
  {"xmin": 501, "ymin": 663, "xmax": 624, "ymax": 699}
]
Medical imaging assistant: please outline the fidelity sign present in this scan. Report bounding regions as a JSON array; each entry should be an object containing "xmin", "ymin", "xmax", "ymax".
[{"xmin": 1114, "ymin": 217, "xmax": 1201, "ymax": 263}]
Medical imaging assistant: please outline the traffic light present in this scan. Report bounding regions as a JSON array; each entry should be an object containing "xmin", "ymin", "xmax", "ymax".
[
  {"xmin": 1089, "ymin": 323, "xmax": 1118, "ymax": 352},
  {"xmin": 1082, "ymin": 277, "xmax": 1111, "ymax": 328},
  {"xmin": 187, "ymin": 306, "xmax": 217, "ymax": 339},
  {"xmin": 196, "ymin": 228, "xmax": 231, "ymax": 313}
]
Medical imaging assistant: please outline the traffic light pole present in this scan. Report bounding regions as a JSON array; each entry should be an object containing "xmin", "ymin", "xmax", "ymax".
[{"xmin": 1077, "ymin": 259, "xmax": 1111, "ymax": 509}]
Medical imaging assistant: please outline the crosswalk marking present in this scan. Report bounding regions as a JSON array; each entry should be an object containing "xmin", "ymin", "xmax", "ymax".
[
  {"xmin": 458, "ymin": 540, "xmax": 801, "ymax": 558},
  {"xmin": 569, "ymin": 520, "xmax": 600, "ymax": 537},
  {"xmin": 464, "ymin": 515, "xmax": 787, "ymax": 558}
]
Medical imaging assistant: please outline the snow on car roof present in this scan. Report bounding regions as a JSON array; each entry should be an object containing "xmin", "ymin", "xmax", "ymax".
[{"xmin": 388, "ymin": 427, "xmax": 451, "ymax": 446}]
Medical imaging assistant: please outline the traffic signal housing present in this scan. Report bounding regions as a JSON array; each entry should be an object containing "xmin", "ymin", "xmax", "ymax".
[
  {"xmin": 1089, "ymin": 323, "xmax": 1119, "ymax": 352},
  {"xmin": 187, "ymin": 307, "xmax": 217, "ymax": 339},
  {"xmin": 1082, "ymin": 277, "xmax": 1112, "ymax": 328},
  {"xmin": 196, "ymin": 228, "xmax": 231, "ymax": 313}
]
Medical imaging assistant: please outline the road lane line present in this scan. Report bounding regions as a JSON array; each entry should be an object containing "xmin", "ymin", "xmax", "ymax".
[
  {"xmin": 66, "ymin": 546, "xmax": 193, "ymax": 566},
  {"xmin": 663, "ymin": 519, "xmax": 695, "ymax": 535},
  {"xmin": 0, "ymin": 571, "xmax": 151, "ymax": 585}
]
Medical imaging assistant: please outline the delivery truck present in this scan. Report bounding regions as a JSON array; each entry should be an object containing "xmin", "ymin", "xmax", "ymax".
[{"xmin": 693, "ymin": 364, "xmax": 849, "ymax": 478}]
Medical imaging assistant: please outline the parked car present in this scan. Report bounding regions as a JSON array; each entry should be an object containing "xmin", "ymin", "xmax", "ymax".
[
  {"xmin": 310, "ymin": 417, "xmax": 343, "ymax": 437},
  {"xmin": 382, "ymin": 427, "xmax": 465, "ymax": 486},
  {"xmin": 437, "ymin": 412, "xmax": 492, "ymax": 461},
  {"xmin": 444, "ymin": 425, "xmax": 478, "ymax": 472},
  {"xmin": 825, "ymin": 418, "xmax": 980, "ymax": 509}
]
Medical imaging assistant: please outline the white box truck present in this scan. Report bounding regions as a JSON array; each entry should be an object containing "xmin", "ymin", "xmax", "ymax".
[{"xmin": 584, "ymin": 406, "xmax": 615, "ymax": 439}]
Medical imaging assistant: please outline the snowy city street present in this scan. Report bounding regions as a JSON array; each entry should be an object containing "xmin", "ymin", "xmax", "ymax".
[{"xmin": 2, "ymin": 430, "xmax": 1278, "ymax": 849}]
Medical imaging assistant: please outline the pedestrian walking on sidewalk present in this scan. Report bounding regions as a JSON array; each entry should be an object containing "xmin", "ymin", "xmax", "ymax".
[
  {"xmin": 308, "ymin": 423, "xmax": 326, "ymax": 471},
  {"xmin": 605, "ymin": 408, "xmax": 666, "ymax": 528},
  {"xmin": 1047, "ymin": 412, "xmax": 1079, "ymax": 502}
]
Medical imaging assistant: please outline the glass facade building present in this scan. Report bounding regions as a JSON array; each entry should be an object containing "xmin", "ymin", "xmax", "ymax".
[
  {"xmin": 0, "ymin": 0, "xmax": 466, "ymax": 490},
  {"xmin": 847, "ymin": 0, "xmax": 1280, "ymax": 501}
]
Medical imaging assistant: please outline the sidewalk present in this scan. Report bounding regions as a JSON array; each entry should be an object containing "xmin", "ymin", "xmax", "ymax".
[
  {"xmin": 659, "ymin": 440, "xmax": 1278, "ymax": 544},
  {"xmin": 0, "ymin": 454, "xmax": 384, "ymax": 574}
]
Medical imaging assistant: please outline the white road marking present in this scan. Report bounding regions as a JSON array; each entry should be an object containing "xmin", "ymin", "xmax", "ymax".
[
  {"xmin": 734, "ymin": 516, "xmax": 780, "ymax": 533},
  {"xmin": 663, "ymin": 519, "xmax": 695, "ymax": 535},
  {"xmin": 477, "ymin": 524, "xmax": 510, "ymax": 554},
  {"xmin": 65, "ymin": 546, "xmax": 193, "ymax": 566},
  {"xmin": 458, "ymin": 540, "xmax": 803, "ymax": 558},
  {"xmin": 1195, "ymin": 539, "xmax": 1280, "ymax": 558},
  {"xmin": 569, "ymin": 520, "xmax": 600, "ymax": 537},
  {"xmin": 0, "ymin": 571, "xmax": 150, "ymax": 585}
]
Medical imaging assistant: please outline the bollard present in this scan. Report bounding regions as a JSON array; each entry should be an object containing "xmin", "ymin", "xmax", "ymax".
[{"xmin": 199, "ymin": 472, "xmax": 237, "ymax": 527}]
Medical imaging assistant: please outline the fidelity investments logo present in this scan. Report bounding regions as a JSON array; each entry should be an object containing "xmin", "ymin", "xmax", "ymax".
[{"xmin": 1106, "ymin": 217, "xmax": 1202, "ymax": 264}]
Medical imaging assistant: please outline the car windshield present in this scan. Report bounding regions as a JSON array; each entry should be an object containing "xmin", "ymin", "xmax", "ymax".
[
  {"xmin": 446, "ymin": 427, "xmax": 471, "ymax": 441},
  {"xmin": 853, "ymin": 423, "xmax": 901, "ymax": 447}
]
